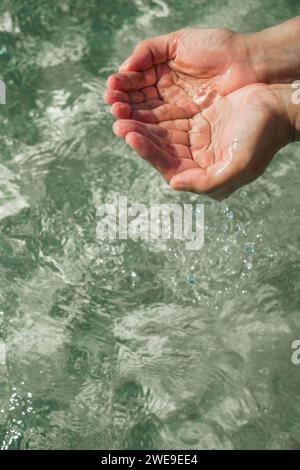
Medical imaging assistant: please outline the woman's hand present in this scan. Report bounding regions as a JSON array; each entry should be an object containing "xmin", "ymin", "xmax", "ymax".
[
  {"xmin": 104, "ymin": 27, "xmax": 296, "ymax": 199},
  {"xmin": 105, "ymin": 28, "xmax": 256, "ymax": 117}
]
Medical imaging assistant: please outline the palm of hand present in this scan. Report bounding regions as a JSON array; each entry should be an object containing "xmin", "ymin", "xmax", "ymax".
[{"xmin": 105, "ymin": 29, "xmax": 286, "ymax": 197}]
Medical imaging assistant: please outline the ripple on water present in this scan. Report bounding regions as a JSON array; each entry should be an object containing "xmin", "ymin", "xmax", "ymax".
[{"xmin": 1, "ymin": 0, "xmax": 300, "ymax": 450}]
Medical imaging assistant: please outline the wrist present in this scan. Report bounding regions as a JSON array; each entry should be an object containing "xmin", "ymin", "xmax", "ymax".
[{"xmin": 245, "ymin": 17, "xmax": 300, "ymax": 85}]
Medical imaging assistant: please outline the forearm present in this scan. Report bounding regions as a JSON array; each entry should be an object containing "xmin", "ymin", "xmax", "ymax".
[{"xmin": 246, "ymin": 16, "xmax": 300, "ymax": 84}]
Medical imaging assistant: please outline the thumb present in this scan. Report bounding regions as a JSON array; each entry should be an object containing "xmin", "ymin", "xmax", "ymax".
[{"xmin": 119, "ymin": 32, "xmax": 180, "ymax": 72}]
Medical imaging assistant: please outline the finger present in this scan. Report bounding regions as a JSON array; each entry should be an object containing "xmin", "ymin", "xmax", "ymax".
[
  {"xmin": 111, "ymin": 102, "xmax": 132, "ymax": 119},
  {"xmin": 113, "ymin": 121, "xmax": 191, "ymax": 158},
  {"xmin": 159, "ymin": 119, "xmax": 190, "ymax": 131},
  {"xmin": 129, "ymin": 86, "xmax": 159, "ymax": 103},
  {"xmin": 103, "ymin": 89, "xmax": 130, "ymax": 105},
  {"xmin": 107, "ymin": 67, "xmax": 156, "ymax": 92},
  {"xmin": 125, "ymin": 132, "xmax": 197, "ymax": 182},
  {"xmin": 131, "ymin": 99, "xmax": 164, "ymax": 110},
  {"xmin": 125, "ymin": 131, "xmax": 176, "ymax": 180},
  {"xmin": 169, "ymin": 167, "xmax": 211, "ymax": 193},
  {"xmin": 133, "ymin": 131, "xmax": 191, "ymax": 159},
  {"xmin": 110, "ymin": 99, "xmax": 165, "ymax": 119},
  {"xmin": 189, "ymin": 115, "xmax": 211, "ymax": 150},
  {"xmin": 113, "ymin": 119, "xmax": 189, "ymax": 145},
  {"xmin": 104, "ymin": 86, "xmax": 159, "ymax": 105},
  {"xmin": 119, "ymin": 32, "xmax": 181, "ymax": 72},
  {"xmin": 131, "ymin": 102, "xmax": 197, "ymax": 123}
]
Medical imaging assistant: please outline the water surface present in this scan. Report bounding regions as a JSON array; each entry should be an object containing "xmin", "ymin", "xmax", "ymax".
[{"xmin": 1, "ymin": 0, "xmax": 300, "ymax": 450}]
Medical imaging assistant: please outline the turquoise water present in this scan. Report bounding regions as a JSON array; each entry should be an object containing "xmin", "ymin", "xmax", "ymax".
[{"xmin": 1, "ymin": 0, "xmax": 300, "ymax": 450}]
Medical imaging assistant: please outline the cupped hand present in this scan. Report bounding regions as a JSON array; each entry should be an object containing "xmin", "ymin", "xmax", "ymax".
[{"xmin": 104, "ymin": 29, "xmax": 291, "ymax": 199}]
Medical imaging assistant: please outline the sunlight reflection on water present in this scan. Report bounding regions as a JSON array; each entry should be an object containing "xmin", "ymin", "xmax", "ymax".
[{"xmin": 0, "ymin": 0, "xmax": 300, "ymax": 450}]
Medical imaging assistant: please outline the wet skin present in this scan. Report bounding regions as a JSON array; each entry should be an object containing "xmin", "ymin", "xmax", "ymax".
[{"xmin": 104, "ymin": 27, "xmax": 297, "ymax": 199}]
